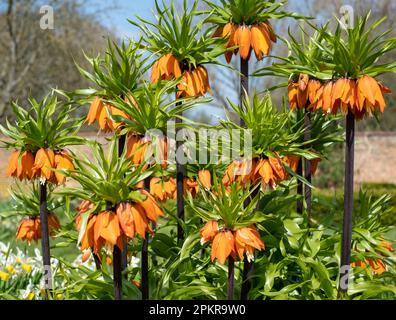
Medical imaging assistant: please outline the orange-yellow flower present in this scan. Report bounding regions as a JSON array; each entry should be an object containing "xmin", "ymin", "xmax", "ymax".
[
  {"xmin": 184, "ymin": 177, "xmax": 199, "ymax": 197},
  {"xmin": 201, "ymin": 222, "xmax": 265, "ymax": 266},
  {"xmin": 138, "ymin": 189, "xmax": 164, "ymax": 223},
  {"xmin": 75, "ymin": 201, "xmax": 94, "ymax": 232},
  {"xmin": 149, "ymin": 177, "xmax": 176, "ymax": 201},
  {"xmin": 16, "ymin": 213, "xmax": 60, "ymax": 243},
  {"xmin": 126, "ymin": 134, "xmax": 151, "ymax": 168},
  {"xmin": 85, "ymin": 96, "xmax": 129, "ymax": 132},
  {"xmin": 268, "ymin": 157, "xmax": 287, "ymax": 185},
  {"xmin": 215, "ymin": 22, "xmax": 276, "ymax": 63},
  {"xmin": 116, "ymin": 202, "xmax": 136, "ymax": 239},
  {"xmin": 151, "ymin": 53, "xmax": 182, "ymax": 83},
  {"xmin": 234, "ymin": 226, "xmax": 265, "ymax": 262},
  {"xmin": 115, "ymin": 200, "xmax": 158, "ymax": 240},
  {"xmin": 222, "ymin": 22, "xmax": 238, "ymax": 63},
  {"xmin": 6, "ymin": 150, "xmax": 35, "ymax": 181},
  {"xmin": 308, "ymin": 79, "xmax": 323, "ymax": 111},
  {"xmin": 256, "ymin": 159, "xmax": 273, "ymax": 185},
  {"xmin": 54, "ymin": 150, "xmax": 74, "ymax": 184},
  {"xmin": 32, "ymin": 148, "xmax": 56, "ymax": 182},
  {"xmin": 351, "ymin": 240, "xmax": 394, "ymax": 275},
  {"xmin": 211, "ymin": 230, "xmax": 236, "ymax": 265},
  {"xmin": 310, "ymin": 157, "xmax": 321, "ymax": 176},
  {"xmin": 110, "ymin": 105, "xmax": 130, "ymax": 130},
  {"xmin": 85, "ymin": 96, "xmax": 104, "ymax": 125},
  {"xmin": 235, "ymin": 25, "xmax": 251, "ymax": 61},
  {"xmin": 199, "ymin": 220, "xmax": 219, "ymax": 245},
  {"xmin": 198, "ymin": 169, "xmax": 211, "ymax": 189},
  {"xmin": 177, "ymin": 66, "xmax": 211, "ymax": 98},
  {"xmin": 94, "ymin": 211, "xmax": 123, "ymax": 252},
  {"xmin": 108, "ymin": 190, "xmax": 163, "ymax": 244},
  {"xmin": 356, "ymin": 75, "xmax": 388, "ymax": 117},
  {"xmin": 222, "ymin": 158, "xmax": 254, "ymax": 187},
  {"xmin": 288, "ymin": 82, "xmax": 299, "ymax": 110},
  {"xmin": 288, "ymin": 75, "xmax": 323, "ymax": 110},
  {"xmin": 16, "ymin": 217, "xmax": 40, "ymax": 243},
  {"xmin": 224, "ymin": 156, "xmax": 287, "ymax": 189},
  {"xmin": 283, "ymin": 155, "xmax": 300, "ymax": 173},
  {"xmin": 80, "ymin": 214, "xmax": 97, "ymax": 252},
  {"xmin": 126, "ymin": 134, "xmax": 169, "ymax": 169}
]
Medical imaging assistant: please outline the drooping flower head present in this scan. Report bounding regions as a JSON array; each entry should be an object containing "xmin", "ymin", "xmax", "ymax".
[
  {"xmin": 205, "ymin": 0, "xmax": 306, "ymax": 63},
  {"xmin": 199, "ymin": 221, "xmax": 264, "ymax": 265},
  {"xmin": 131, "ymin": 0, "xmax": 225, "ymax": 97},
  {"xmin": 0, "ymin": 94, "xmax": 83, "ymax": 184},
  {"xmin": 77, "ymin": 188, "xmax": 164, "ymax": 259},
  {"xmin": 16, "ymin": 214, "xmax": 60, "ymax": 244},
  {"xmin": 189, "ymin": 179, "xmax": 265, "ymax": 265},
  {"xmin": 76, "ymin": 40, "xmax": 147, "ymax": 133}
]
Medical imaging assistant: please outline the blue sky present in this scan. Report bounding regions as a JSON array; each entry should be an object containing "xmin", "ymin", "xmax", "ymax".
[
  {"xmin": 87, "ymin": 0, "xmax": 156, "ymax": 38},
  {"xmin": 84, "ymin": 0, "xmax": 227, "ymax": 122}
]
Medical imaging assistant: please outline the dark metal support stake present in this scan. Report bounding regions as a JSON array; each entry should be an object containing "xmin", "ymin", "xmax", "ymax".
[
  {"xmin": 112, "ymin": 133, "xmax": 127, "ymax": 301},
  {"xmin": 93, "ymin": 253, "xmax": 101, "ymax": 270},
  {"xmin": 296, "ymin": 157, "xmax": 303, "ymax": 214},
  {"xmin": 113, "ymin": 246, "xmax": 123, "ymax": 300},
  {"xmin": 228, "ymin": 256, "xmax": 235, "ymax": 300},
  {"xmin": 141, "ymin": 178, "xmax": 150, "ymax": 300},
  {"xmin": 338, "ymin": 111, "xmax": 355, "ymax": 296},
  {"xmin": 240, "ymin": 257, "xmax": 253, "ymax": 300},
  {"xmin": 304, "ymin": 107, "xmax": 312, "ymax": 226},
  {"xmin": 175, "ymin": 107, "xmax": 185, "ymax": 243},
  {"xmin": 39, "ymin": 181, "xmax": 51, "ymax": 299},
  {"xmin": 118, "ymin": 134, "xmax": 128, "ymax": 270},
  {"xmin": 239, "ymin": 57, "xmax": 249, "ymax": 126},
  {"xmin": 239, "ymin": 56, "xmax": 254, "ymax": 300}
]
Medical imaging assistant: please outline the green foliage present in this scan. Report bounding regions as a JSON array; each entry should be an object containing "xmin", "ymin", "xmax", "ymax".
[
  {"xmin": 255, "ymin": 23, "xmax": 333, "ymax": 80},
  {"xmin": 289, "ymin": 109, "xmax": 344, "ymax": 157},
  {"xmin": 204, "ymin": 0, "xmax": 307, "ymax": 26},
  {"xmin": 186, "ymin": 177, "xmax": 263, "ymax": 229},
  {"xmin": 256, "ymin": 12, "xmax": 396, "ymax": 80},
  {"xmin": 0, "ymin": 93, "xmax": 84, "ymax": 151},
  {"xmin": 326, "ymin": 13, "xmax": 396, "ymax": 78},
  {"xmin": 75, "ymin": 39, "xmax": 149, "ymax": 100},
  {"xmin": 220, "ymin": 93, "xmax": 317, "ymax": 159},
  {"xmin": 1, "ymin": 182, "xmax": 64, "ymax": 219},
  {"xmin": 59, "ymin": 138, "xmax": 150, "ymax": 208},
  {"xmin": 111, "ymin": 81, "xmax": 210, "ymax": 136},
  {"xmin": 130, "ymin": 0, "xmax": 226, "ymax": 66}
]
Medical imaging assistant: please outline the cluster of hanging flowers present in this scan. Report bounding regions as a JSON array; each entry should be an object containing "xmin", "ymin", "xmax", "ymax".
[
  {"xmin": 200, "ymin": 221, "xmax": 264, "ymax": 265},
  {"xmin": 150, "ymin": 54, "xmax": 211, "ymax": 97},
  {"xmin": 177, "ymin": 65, "xmax": 211, "ymax": 98},
  {"xmin": 351, "ymin": 241, "xmax": 394, "ymax": 275},
  {"xmin": 16, "ymin": 214, "xmax": 60, "ymax": 244},
  {"xmin": 76, "ymin": 190, "xmax": 164, "ymax": 259},
  {"xmin": 288, "ymin": 74, "xmax": 391, "ymax": 119},
  {"xmin": 151, "ymin": 53, "xmax": 181, "ymax": 82},
  {"xmin": 214, "ymin": 22, "xmax": 276, "ymax": 63},
  {"xmin": 283, "ymin": 154, "xmax": 321, "ymax": 176},
  {"xmin": 7, "ymin": 149, "xmax": 74, "ymax": 184},
  {"xmin": 223, "ymin": 156, "xmax": 287, "ymax": 189},
  {"xmin": 149, "ymin": 170, "xmax": 212, "ymax": 200},
  {"xmin": 126, "ymin": 133, "xmax": 168, "ymax": 169},
  {"xmin": 149, "ymin": 177, "xmax": 176, "ymax": 201},
  {"xmin": 6, "ymin": 151, "xmax": 35, "ymax": 180},
  {"xmin": 85, "ymin": 96, "xmax": 130, "ymax": 132},
  {"xmin": 184, "ymin": 170, "xmax": 212, "ymax": 197}
]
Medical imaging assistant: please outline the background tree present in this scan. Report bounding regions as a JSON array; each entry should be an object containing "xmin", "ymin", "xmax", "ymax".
[{"xmin": 0, "ymin": 0, "xmax": 116, "ymax": 121}]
